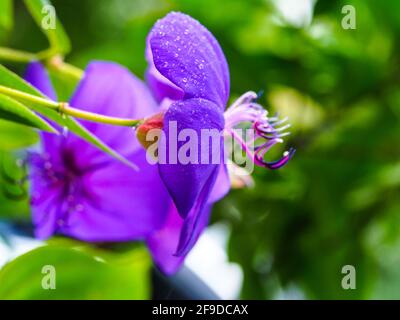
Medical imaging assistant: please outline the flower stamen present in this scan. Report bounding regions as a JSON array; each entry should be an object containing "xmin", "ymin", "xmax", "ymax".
[{"xmin": 224, "ymin": 91, "xmax": 295, "ymax": 170}]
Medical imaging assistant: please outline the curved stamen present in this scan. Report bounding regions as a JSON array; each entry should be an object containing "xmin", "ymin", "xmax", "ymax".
[
  {"xmin": 228, "ymin": 91, "xmax": 258, "ymax": 110},
  {"xmin": 224, "ymin": 91, "xmax": 295, "ymax": 170},
  {"xmin": 255, "ymin": 145, "xmax": 296, "ymax": 170}
]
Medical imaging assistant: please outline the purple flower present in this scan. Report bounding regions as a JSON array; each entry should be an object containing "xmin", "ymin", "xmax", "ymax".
[
  {"xmin": 25, "ymin": 12, "xmax": 294, "ymax": 275},
  {"xmin": 26, "ymin": 61, "xmax": 171, "ymax": 242},
  {"xmin": 25, "ymin": 60, "xmax": 222, "ymax": 274},
  {"xmin": 144, "ymin": 12, "xmax": 294, "ymax": 260}
]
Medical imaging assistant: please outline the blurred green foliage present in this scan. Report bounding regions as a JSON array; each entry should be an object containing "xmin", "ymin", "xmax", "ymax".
[
  {"xmin": 0, "ymin": 0, "xmax": 399, "ymax": 299},
  {"xmin": 0, "ymin": 241, "xmax": 150, "ymax": 299}
]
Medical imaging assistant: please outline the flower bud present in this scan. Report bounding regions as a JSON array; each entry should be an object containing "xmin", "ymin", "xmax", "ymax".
[{"xmin": 136, "ymin": 112, "xmax": 164, "ymax": 150}]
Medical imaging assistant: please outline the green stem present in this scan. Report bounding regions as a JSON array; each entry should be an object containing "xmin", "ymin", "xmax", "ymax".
[
  {"xmin": 0, "ymin": 85, "xmax": 142, "ymax": 127},
  {"xmin": 0, "ymin": 47, "xmax": 37, "ymax": 63},
  {"xmin": 0, "ymin": 47, "xmax": 83, "ymax": 81},
  {"xmin": 49, "ymin": 60, "xmax": 83, "ymax": 80},
  {"xmin": 0, "ymin": 85, "xmax": 58, "ymax": 109},
  {"xmin": 60, "ymin": 104, "xmax": 142, "ymax": 127},
  {"xmin": 46, "ymin": 55, "xmax": 83, "ymax": 81}
]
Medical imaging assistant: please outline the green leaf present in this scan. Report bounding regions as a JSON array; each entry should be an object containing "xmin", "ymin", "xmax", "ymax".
[
  {"xmin": 0, "ymin": 64, "xmax": 46, "ymax": 97},
  {"xmin": 0, "ymin": 245, "xmax": 151, "ymax": 299},
  {"xmin": 0, "ymin": 151, "xmax": 30, "ymax": 219},
  {"xmin": 23, "ymin": 0, "xmax": 70, "ymax": 55},
  {"xmin": 0, "ymin": 64, "xmax": 138, "ymax": 170},
  {"xmin": 0, "ymin": 119, "xmax": 38, "ymax": 150},
  {"xmin": 0, "ymin": 93, "xmax": 56, "ymax": 132},
  {"xmin": 0, "ymin": 0, "xmax": 13, "ymax": 31}
]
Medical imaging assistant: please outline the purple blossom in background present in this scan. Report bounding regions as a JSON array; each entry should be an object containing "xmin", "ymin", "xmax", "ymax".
[
  {"xmin": 25, "ymin": 11, "xmax": 294, "ymax": 274},
  {"xmin": 26, "ymin": 61, "xmax": 171, "ymax": 242}
]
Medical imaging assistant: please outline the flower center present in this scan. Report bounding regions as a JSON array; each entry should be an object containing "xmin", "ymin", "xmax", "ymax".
[
  {"xmin": 29, "ymin": 150, "xmax": 87, "ymax": 229},
  {"xmin": 224, "ymin": 91, "xmax": 295, "ymax": 170}
]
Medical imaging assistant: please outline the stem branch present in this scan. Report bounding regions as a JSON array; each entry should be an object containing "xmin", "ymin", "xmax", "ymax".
[
  {"xmin": 0, "ymin": 85, "xmax": 59, "ymax": 109},
  {"xmin": 0, "ymin": 47, "xmax": 83, "ymax": 81},
  {"xmin": 0, "ymin": 85, "xmax": 142, "ymax": 127},
  {"xmin": 0, "ymin": 47, "xmax": 37, "ymax": 63},
  {"xmin": 60, "ymin": 103, "xmax": 142, "ymax": 127}
]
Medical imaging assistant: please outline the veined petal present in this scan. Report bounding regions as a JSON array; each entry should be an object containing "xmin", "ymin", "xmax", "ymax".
[
  {"xmin": 158, "ymin": 98, "xmax": 224, "ymax": 218},
  {"xmin": 148, "ymin": 12, "xmax": 230, "ymax": 108}
]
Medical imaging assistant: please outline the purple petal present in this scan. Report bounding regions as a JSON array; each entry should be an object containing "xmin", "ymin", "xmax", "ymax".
[
  {"xmin": 146, "ymin": 39, "xmax": 184, "ymax": 103},
  {"xmin": 158, "ymin": 98, "xmax": 224, "ymax": 218},
  {"xmin": 24, "ymin": 61, "xmax": 57, "ymax": 101},
  {"xmin": 71, "ymin": 61, "xmax": 158, "ymax": 119},
  {"xmin": 148, "ymin": 12, "xmax": 230, "ymax": 108},
  {"xmin": 29, "ymin": 160, "xmax": 63, "ymax": 239},
  {"xmin": 175, "ymin": 177, "xmax": 215, "ymax": 256},
  {"xmin": 208, "ymin": 163, "xmax": 230, "ymax": 203},
  {"xmin": 58, "ymin": 152, "xmax": 171, "ymax": 241},
  {"xmin": 147, "ymin": 202, "xmax": 212, "ymax": 275},
  {"xmin": 64, "ymin": 61, "xmax": 160, "ymax": 167},
  {"xmin": 24, "ymin": 63, "xmax": 61, "ymax": 239},
  {"xmin": 146, "ymin": 204, "xmax": 185, "ymax": 275},
  {"xmin": 28, "ymin": 61, "xmax": 172, "ymax": 241},
  {"xmin": 24, "ymin": 62, "xmax": 61, "ymax": 161}
]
